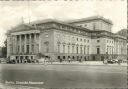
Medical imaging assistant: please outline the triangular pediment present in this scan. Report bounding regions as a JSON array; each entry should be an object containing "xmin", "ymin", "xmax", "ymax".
[{"xmin": 10, "ymin": 24, "xmax": 34, "ymax": 33}]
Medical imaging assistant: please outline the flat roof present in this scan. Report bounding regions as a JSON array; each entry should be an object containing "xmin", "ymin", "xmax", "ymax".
[{"xmin": 67, "ymin": 16, "xmax": 113, "ymax": 25}]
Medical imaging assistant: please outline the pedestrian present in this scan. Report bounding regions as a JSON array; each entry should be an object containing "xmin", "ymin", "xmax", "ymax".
[
  {"xmin": 49, "ymin": 57, "xmax": 53, "ymax": 64},
  {"xmin": 68, "ymin": 57, "xmax": 71, "ymax": 63},
  {"xmin": 118, "ymin": 60, "xmax": 121, "ymax": 65}
]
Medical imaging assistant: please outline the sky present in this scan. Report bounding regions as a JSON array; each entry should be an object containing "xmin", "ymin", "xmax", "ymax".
[{"xmin": 0, "ymin": 0, "xmax": 127, "ymax": 46}]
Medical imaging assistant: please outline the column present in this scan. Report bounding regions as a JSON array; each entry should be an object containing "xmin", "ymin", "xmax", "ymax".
[
  {"xmin": 19, "ymin": 35, "xmax": 22, "ymax": 53},
  {"xmin": 12, "ymin": 35, "xmax": 15, "ymax": 54},
  {"xmin": 29, "ymin": 34, "xmax": 32, "ymax": 54},
  {"xmin": 15, "ymin": 35, "xmax": 17, "ymax": 54},
  {"xmin": 34, "ymin": 33, "xmax": 36, "ymax": 54},
  {"xmin": 14, "ymin": 35, "xmax": 17, "ymax": 54},
  {"xmin": 24, "ymin": 34, "xmax": 27, "ymax": 54}
]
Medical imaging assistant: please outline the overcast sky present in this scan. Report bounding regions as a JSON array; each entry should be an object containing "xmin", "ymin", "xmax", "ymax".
[{"xmin": 0, "ymin": 0, "xmax": 127, "ymax": 46}]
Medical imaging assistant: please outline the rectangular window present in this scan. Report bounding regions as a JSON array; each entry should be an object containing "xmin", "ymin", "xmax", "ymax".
[
  {"xmin": 97, "ymin": 40, "xmax": 100, "ymax": 43},
  {"xmin": 77, "ymin": 38, "xmax": 78, "ymax": 41},
  {"xmin": 107, "ymin": 46, "xmax": 109, "ymax": 54},
  {"xmin": 22, "ymin": 45, "xmax": 24, "ymax": 53},
  {"xmin": 37, "ymin": 44, "xmax": 39, "ymax": 53},
  {"xmin": 87, "ymin": 46, "xmax": 89, "ymax": 54},
  {"xmin": 97, "ymin": 48, "xmax": 100, "ymax": 54},
  {"xmin": 80, "ymin": 46, "xmax": 82, "ymax": 54},
  {"xmin": 58, "ymin": 44, "xmax": 60, "ymax": 53},
  {"xmin": 31, "ymin": 56, "xmax": 33, "ymax": 59},
  {"xmin": 84, "ymin": 39, "xmax": 86, "ymax": 42},
  {"xmin": 26, "ymin": 45, "xmax": 29, "ymax": 54},
  {"xmin": 63, "ymin": 45, "xmax": 65, "ymax": 53},
  {"xmin": 68, "ymin": 45, "xmax": 70, "ymax": 53},
  {"xmin": 72, "ymin": 46, "xmax": 74, "ymax": 53},
  {"xmin": 84, "ymin": 46, "xmax": 86, "ymax": 54},
  {"xmin": 46, "ymin": 45, "xmax": 49, "ymax": 53},
  {"xmin": 32, "ymin": 45, "xmax": 34, "ymax": 53},
  {"xmin": 76, "ymin": 46, "xmax": 78, "ymax": 54},
  {"xmin": 93, "ymin": 23, "xmax": 96, "ymax": 30},
  {"xmin": 17, "ymin": 45, "xmax": 20, "ymax": 53}
]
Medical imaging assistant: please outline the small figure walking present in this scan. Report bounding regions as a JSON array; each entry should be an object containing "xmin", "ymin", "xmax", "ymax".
[{"xmin": 68, "ymin": 57, "xmax": 71, "ymax": 63}]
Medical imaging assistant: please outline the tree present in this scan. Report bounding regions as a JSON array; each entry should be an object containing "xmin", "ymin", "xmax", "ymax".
[
  {"xmin": 2, "ymin": 40, "xmax": 7, "ymax": 58},
  {"xmin": 36, "ymin": 53, "xmax": 45, "ymax": 59}
]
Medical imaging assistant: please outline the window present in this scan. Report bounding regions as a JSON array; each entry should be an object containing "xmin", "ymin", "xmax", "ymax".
[
  {"xmin": 63, "ymin": 56, "xmax": 65, "ymax": 59},
  {"xmin": 72, "ymin": 46, "xmax": 74, "ymax": 53},
  {"xmin": 31, "ymin": 56, "xmax": 33, "ymax": 59},
  {"xmin": 63, "ymin": 45, "xmax": 65, "ymax": 53},
  {"xmin": 97, "ymin": 47, "xmax": 100, "ymax": 54},
  {"xmin": 76, "ymin": 46, "xmax": 78, "ymax": 54},
  {"xmin": 107, "ymin": 46, "xmax": 109, "ymax": 54},
  {"xmin": 84, "ymin": 46, "xmax": 86, "ymax": 54},
  {"xmin": 22, "ymin": 45, "xmax": 24, "ymax": 53},
  {"xmin": 18, "ymin": 45, "xmax": 20, "ymax": 53},
  {"xmin": 68, "ymin": 45, "xmax": 70, "ymax": 53},
  {"xmin": 37, "ymin": 44, "xmax": 39, "ymax": 53},
  {"xmin": 46, "ymin": 46, "xmax": 49, "ymax": 53},
  {"xmin": 84, "ymin": 39, "xmax": 86, "ymax": 42},
  {"xmin": 77, "ymin": 38, "xmax": 78, "ymax": 41},
  {"xmin": 44, "ymin": 41, "xmax": 49, "ymax": 53},
  {"xmin": 36, "ymin": 34, "xmax": 39, "ymax": 41},
  {"xmin": 97, "ymin": 40, "xmax": 100, "ymax": 43},
  {"xmin": 32, "ymin": 45, "xmax": 34, "ymax": 53},
  {"xmin": 93, "ymin": 23, "xmax": 96, "ymax": 30},
  {"xmin": 80, "ymin": 39, "xmax": 82, "ymax": 41},
  {"xmin": 58, "ymin": 56, "xmax": 60, "ymax": 59},
  {"xmin": 84, "ymin": 24, "xmax": 87, "ymax": 27},
  {"xmin": 80, "ymin": 46, "xmax": 82, "ymax": 54},
  {"xmin": 45, "ymin": 33, "xmax": 48, "ymax": 37},
  {"xmin": 58, "ymin": 44, "xmax": 60, "ymax": 53},
  {"xmin": 79, "ymin": 25, "xmax": 82, "ymax": 27},
  {"xmin": 87, "ymin": 46, "xmax": 89, "ymax": 54},
  {"xmin": 26, "ymin": 45, "xmax": 29, "ymax": 53}
]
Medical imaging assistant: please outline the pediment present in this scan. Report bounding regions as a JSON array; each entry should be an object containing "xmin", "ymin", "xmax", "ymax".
[{"xmin": 10, "ymin": 24, "xmax": 34, "ymax": 33}]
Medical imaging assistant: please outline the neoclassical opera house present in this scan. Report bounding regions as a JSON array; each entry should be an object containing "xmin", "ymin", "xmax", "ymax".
[{"xmin": 7, "ymin": 16, "xmax": 127, "ymax": 63}]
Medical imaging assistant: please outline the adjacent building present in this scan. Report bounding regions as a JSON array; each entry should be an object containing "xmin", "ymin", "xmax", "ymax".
[
  {"xmin": 6, "ymin": 16, "xmax": 127, "ymax": 63},
  {"xmin": 116, "ymin": 29, "xmax": 128, "ymax": 59}
]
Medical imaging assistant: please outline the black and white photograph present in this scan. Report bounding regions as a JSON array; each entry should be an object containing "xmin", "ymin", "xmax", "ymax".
[{"xmin": 0, "ymin": 0, "xmax": 127, "ymax": 89}]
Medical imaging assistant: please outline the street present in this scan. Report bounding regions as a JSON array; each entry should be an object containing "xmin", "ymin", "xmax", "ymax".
[{"xmin": 0, "ymin": 64, "xmax": 127, "ymax": 88}]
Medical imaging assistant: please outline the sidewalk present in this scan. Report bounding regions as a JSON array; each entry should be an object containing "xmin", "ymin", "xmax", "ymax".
[
  {"xmin": 0, "ymin": 83, "xmax": 44, "ymax": 89},
  {"xmin": 36, "ymin": 61, "xmax": 127, "ymax": 67}
]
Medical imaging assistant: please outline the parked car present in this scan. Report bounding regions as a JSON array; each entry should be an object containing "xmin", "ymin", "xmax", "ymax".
[
  {"xmin": 107, "ymin": 59, "xmax": 116, "ymax": 64},
  {"xmin": 6, "ymin": 60, "xmax": 16, "ymax": 64},
  {"xmin": 0, "ymin": 58, "xmax": 6, "ymax": 64}
]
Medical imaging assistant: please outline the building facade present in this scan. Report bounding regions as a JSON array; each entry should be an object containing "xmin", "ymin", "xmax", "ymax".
[
  {"xmin": 7, "ymin": 16, "xmax": 127, "ymax": 63},
  {"xmin": 116, "ymin": 29, "xmax": 128, "ymax": 59}
]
